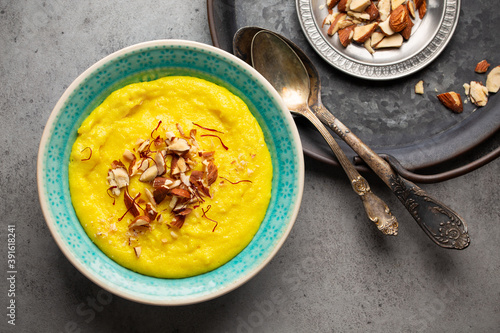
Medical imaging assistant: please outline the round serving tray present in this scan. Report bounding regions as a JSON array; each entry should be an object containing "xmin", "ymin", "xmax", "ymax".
[{"xmin": 207, "ymin": 0, "xmax": 500, "ymax": 182}]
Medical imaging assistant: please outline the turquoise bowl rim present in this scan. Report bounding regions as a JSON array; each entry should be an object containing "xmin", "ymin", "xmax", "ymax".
[{"xmin": 37, "ymin": 40, "xmax": 304, "ymax": 305}]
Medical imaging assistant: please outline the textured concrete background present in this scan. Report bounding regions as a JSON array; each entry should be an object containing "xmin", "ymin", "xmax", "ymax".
[{"xmin": 1, "ymin": 0, "xmax": 499, "ymax": 332}]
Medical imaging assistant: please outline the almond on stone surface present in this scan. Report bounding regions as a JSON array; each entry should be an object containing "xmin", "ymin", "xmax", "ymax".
[
  {"xmin": 486, "ymin": 66, "xmax": 500, "ymax": 93},
  {"xmin": 415, "ymin": 80, "xmax": 424, "ymax": 95},
  {"xmin": 437, "ymin": 92, "xmax": 463, "ymax": 113},
  {"xmin": 475, "ymin": 60, "xmax": 490, "ymax": 73},
  {"xmin": 469, "ymin": 81, "xmax": 489, "ymax": 107}
]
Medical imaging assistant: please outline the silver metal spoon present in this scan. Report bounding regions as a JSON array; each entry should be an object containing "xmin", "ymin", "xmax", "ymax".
[
  {"xmin": 251, "ymin": 30, "xmax": 398, "ymax": 236},
  {"xmin": 247, "ymin": 29, "xmax": 470, "ymax": 249}
]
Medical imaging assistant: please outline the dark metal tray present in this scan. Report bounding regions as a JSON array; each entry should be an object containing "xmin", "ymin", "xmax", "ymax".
[{"xmin": 207, "ymin": 0, "xmax": 500, "ymax": 183}]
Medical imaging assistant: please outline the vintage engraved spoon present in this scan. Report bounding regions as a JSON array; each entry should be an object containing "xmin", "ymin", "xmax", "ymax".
[
  {"xmin": 251, "ymin": 30, "xmax": 398, "ymax": 236},
  {"xmin": 249, "ymin": 29, "xmax": 470, "ymax": 249}
]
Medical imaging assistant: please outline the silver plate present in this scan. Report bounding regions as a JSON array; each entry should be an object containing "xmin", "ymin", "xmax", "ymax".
[{"xmin": 296, "ymin": 0, "xmax": 460, "ymax": 80}]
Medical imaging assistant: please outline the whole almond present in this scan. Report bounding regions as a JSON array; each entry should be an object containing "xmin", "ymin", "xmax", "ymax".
[{"xmin": 389, "ymin": 5, "xmax": 408, "ymax": 33}]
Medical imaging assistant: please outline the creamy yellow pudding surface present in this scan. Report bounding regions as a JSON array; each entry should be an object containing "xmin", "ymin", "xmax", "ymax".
[{"xmin": 69, "ymin": 76, "xmax": 273, "ymax": 278}]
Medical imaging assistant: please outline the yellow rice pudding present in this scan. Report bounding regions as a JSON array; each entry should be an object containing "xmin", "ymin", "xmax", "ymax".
[{"xmin": 69, "ymin": 76, "xmax": 272, "ymax": 278}]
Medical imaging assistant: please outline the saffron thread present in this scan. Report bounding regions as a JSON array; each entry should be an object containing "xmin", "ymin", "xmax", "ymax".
[
  {"xmin": 192, "ymin": 122, "xmax": 224, "ymax": 134},
  {"xmin": 220, "ymin": 176, "xmax": 252, "ymax": 185},
  {"xmin": 151, "ymin": 120, "xmax": 162, "ymax": 138},
  {"xmin": 201, "ymin": 205, "xmax": 219, "ymax": 232},
  {"xmin": 201, "ymin": 134, "xmax": 229, "ymax": 150}
]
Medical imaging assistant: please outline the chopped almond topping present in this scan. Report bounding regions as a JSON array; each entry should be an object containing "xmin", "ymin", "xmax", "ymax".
[
  {"xmin": 153, "ymin": 177, "xmax": 174, "ymax": 188},
  {"xmin": 168, "ymin": 138, "xmax": 190, "ymax": 154},
  {"xmin": 171, "ymin": 155, "xmax": 188, "ymax": 175},
  {"xmin": 136, "ymin": 158, "xmax": 149, "ymax": 173},
  {"xmin": 154, "ymin": 152, "xmax": 166, "ymax": 175},
  {"xmin": 134, "ymin": 246, "xmax": 141, "ymax": 258},
  {"xmin": 153, "ymin": 187, "xmax": 170, "ymax": 205},
  {"xmin": 176, "ymin": 123, "xmax": 186, "ymax": 137},
  {"xmin": 206, "ymin": 161, "xmax": 218, "ymax": 186},
  {"xmin": 124, "ymin": 190, "xmax": 141, "ymax": 218},
  {"xmin": 137, "ymin": 139, "xmax": 150, "ymax": 154},
  {"xmin": 199, "ymin": 151, "xmax": 215, "ymax": 159},
  {"xmin": 139, "ymin": 165, "xmax": 158, "ymax": 182},
  {"xmin": 129, "ymin": 215, "xmax": 151, "ymax": 230},
  {"xmin": 145, "ymin": 203, "xmax": 158, "ymax": 221},
  {"xmin": 144, "ymin": 188, "xmax": 157, "ymax": 207},
  {"xmin": 170, "ymin": 215, "xmax": 186, "ymax": 229},
  {"xmin": 169, "ymin": 188, "xmax": 191, "ymax": 198},
  {"xmin": 104, "ymin": 121, "xmax": 255, "ymax": 256},
  {"xmin": 123, "ymin": 149, "xmax": 135, "ymax": 162}
]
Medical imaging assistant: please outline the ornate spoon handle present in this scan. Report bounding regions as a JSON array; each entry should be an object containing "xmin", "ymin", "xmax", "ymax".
[
  {"xmin": 389, "ymin": 175, "xmax": 470, "ymax": 249},
  {"xmin": 300, "ymin": 107, "xmax": 398, "ymax": 235},
  {"xmin": 313, "ymin": 104, "xmax": 470, "ymax": 249}
]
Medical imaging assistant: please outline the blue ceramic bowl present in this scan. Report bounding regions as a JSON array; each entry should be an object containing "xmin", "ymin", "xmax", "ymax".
[{"xmin": 37, "ymin": 40, "xmax": 304, "ymax": 305}]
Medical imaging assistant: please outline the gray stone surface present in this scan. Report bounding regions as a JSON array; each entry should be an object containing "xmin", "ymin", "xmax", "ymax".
[{"xmin": 0, "ymin": 0, "xmax": 499, "ymax": 332}]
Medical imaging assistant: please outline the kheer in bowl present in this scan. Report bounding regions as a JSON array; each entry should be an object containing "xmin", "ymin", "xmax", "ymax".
[{"xmin": 38, "ymin": 40, "xmax": 304, "ymax": 305}]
